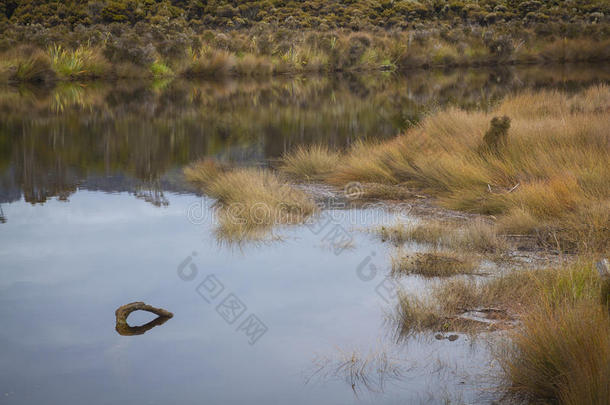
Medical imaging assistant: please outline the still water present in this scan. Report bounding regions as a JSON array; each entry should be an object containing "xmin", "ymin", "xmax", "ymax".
[{"xmin": 0, "ymin": 66, "xmax": 608, "ymax": 404}]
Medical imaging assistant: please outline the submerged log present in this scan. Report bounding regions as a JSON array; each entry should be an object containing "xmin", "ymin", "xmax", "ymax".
[{"xmin": 115, "ymin": 302, "xmax": 173, "ymax": 336}]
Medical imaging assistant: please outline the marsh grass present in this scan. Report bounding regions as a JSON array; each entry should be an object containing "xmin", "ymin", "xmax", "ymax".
[
  {"xmin": 294, "ymin": 85, "xmax": 610, "ymax": 254},
  {"xmin": 8, "ymin": 49, "xmax": 56, "ymax": 83},
  {"xmin": 496, "ymin": 300, "xmax": 610, "ymax": 405},
  {"xmin": 389, "ymin": 259, "xmax": 610, "ymax": 405},
  {"xmin": 48, "ymin": 44, "xmax": 109, "ymax": 79},
  {"xmin": 431, "ymin": 261, "xmax": 610, "ymax": 405},
  {"xmin": 181, "ymin": 49, "xmax": 236, "ymax": 77},
  {"xmin": 391, "ymin": 251, "xmax": 479, "ymax": 278},
  {"xmin": 234, "ymin": 53, "xmax": 274, "ymax": 76},
  {"xmin": 391, "ymin": 262, "xmax": 603, "ymax": 336},
  {"xmin": 184, "ymin": 159, "xmax": 316, "ymax": 241},
  {"xmin": 280, "ymin": 145, "xmax": 339, "ymax": 181},
  {"xmin": 390, "ymin": 291, "xmax": 487, "ymax": 340},
  {"xmin": 378, "ymin": 219, "xmax": 508, "ymax": 254}
]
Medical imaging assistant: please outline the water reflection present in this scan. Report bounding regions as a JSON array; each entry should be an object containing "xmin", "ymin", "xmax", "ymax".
[
  {"xmin": 0, "ymin": 65, "xmax": 607, "ymax": 211},
  {"xmin": 115, "ymin": 315, "xmax": 172, "ymax": 336}
]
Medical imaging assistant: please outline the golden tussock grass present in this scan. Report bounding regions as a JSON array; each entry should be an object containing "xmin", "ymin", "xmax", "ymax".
[
  {"xmin": 378, "ymin": 218, "xmax": 509, "ymax": 254},
  {"xmin": 184, "ymin": 159, "xmax": 316, "ymax": 241},
  {"xmin": 392, "ymin": 261, "xmax": 602, "ymax": 334},
  {"xmin": 287, "ymin": 85, "xmax": 610, "ymax": 254},
  {"xmin": 234, "ymin": 53, "xmax": 274, "ymax": 76},
  {"xmin": 181, "ymin": 49, "xmax": 236, "ymax": 78},
  {"xmin": 496, "ymin": 300, "xmax": 610, "ymax": 405},
  {"xmin": 280, "ymin": 144, "xmax": 339, "ymax": 181},
  {"xmin": 391, "ymin": 250, "xmax": 479, "ymax": 278}
]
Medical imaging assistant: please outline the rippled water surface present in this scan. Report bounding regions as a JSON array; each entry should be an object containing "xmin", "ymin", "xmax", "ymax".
[{"xmin": 0, "ymin": 66, "xmax": 608, "ymax": 404}]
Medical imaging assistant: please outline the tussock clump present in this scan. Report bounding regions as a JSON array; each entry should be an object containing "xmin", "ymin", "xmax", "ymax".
[
  {"xmin": 328, "ymin": 140, "xmax": 398, "ymax": 185},
  {"xmin": 378, "ymin": 221, "xmax": 446, "ymax": 246},
  {"xmin": 497, "ymin": 301, "xmax": 610, "ymax": 405},
  {"xmin": 184, "ymin": 160, "xmax": 316, "ymax": 241},
  {"xmin": 182, "ymin": 49, "xmax": 236, "ymax": 77},
  {"xmin": 378, "ymin": 218, "xmax": 508, "ymax": 254},
  {"xmin": 456, "ymin": 219, "xmax": 509, "ymax": 253},
  {"xmin": 10, "ymin": 50, "xmax": 56, "ymax": 83},
  {"xmin": 391, "ymin": 292, "xmax": 446, "ymax": 338},
  {"xmin": 48, "ymin": 44, "xmax": 110, "ymax": 79},
  {"xmin": 234, "ymin": 53, "xmax": 273, "ymax": 76},
  {"xmin": 183, "ymin": 158, "xmax": 227, "ymax": 188},
  {"xmin": 391, "ymin": 251, "xmax": 478, "ymax": 278},
  {"xmin": 280, "ymin": 145, "xmax": 339, "ymax": 181}
]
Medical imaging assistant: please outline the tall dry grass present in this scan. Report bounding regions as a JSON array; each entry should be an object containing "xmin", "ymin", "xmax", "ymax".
[
  {"xmin": 184, "ymin": 159, "xmax": 316, "ymax": 241},
  {"xmin": 290, "ymin": 85, "xmax": 609, "ymax": 254},
  {"xmin": 181, "ymin": 49, "xmax": 236, "ymax": 77},
  {"xmin": 280, "ymin": 145, "xmax": 339, "ymax": 181},
  {"xmin": 391, "ymin": 250, "xmax": 479, "ymax": 278},
  {"xmin": 497, "ymin": 301, "xmax": 610, "ymax": 405},
  {"xmin": 377, "ymin": 218, "xmax": 508, "ymax": 254}
]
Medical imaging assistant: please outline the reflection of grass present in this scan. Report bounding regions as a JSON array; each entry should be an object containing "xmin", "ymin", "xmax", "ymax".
[
  {"xmin": 184, "ymin": 159, "xmax": 316, "ymax": 241},
  {"xmin": 391, "ymin": 251, "xmax": 478, "ymax": 278},
  {"xmin": 309, "ymin": 346, "xmax": 409, "ymax": 395}
]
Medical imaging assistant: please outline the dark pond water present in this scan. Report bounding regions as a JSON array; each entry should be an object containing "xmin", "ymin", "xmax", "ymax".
[{"xmin": 0, "ymin": 66, "xmax": 608, "ymax": 404}]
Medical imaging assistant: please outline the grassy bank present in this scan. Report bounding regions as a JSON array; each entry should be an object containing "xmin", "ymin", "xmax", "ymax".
[
  {"xmin": 1, "ymin": 27, "xmax": 609, "ymax": 83},
  {"xmin": 281, "ymin": 84, "xmax": 610, "ymax": 255}
]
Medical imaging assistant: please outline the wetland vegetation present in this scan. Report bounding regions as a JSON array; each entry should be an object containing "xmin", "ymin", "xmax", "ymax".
[
  {"xmin": 1, "ymin": 1, "xmax": 609, "ymax": 403},
  {"xmin": 185, "ymin": 82, "xmax": 610, "ymax": 403},
  {"xmin": 1, "ymin": 0, "xmax": 609, "ymax": 82}
]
